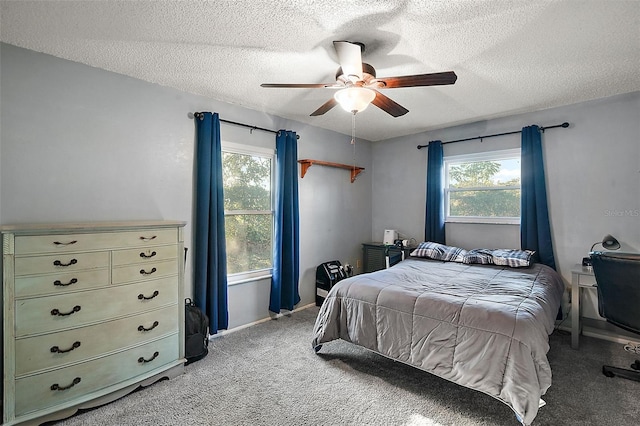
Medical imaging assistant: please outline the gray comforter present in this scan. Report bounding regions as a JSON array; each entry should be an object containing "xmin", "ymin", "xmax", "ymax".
[{"xmin": 312, "ymin": 258, "xmax": 564, "ymax": 425}]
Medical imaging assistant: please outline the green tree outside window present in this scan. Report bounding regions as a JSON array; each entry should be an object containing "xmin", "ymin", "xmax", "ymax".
[
  {"xmin": 222, "ymin": 151, "xmax": 273, "ymax": 275},
  {"xmin": 448, "ymin": 159, "xmax": 520, "ymax": 218}
]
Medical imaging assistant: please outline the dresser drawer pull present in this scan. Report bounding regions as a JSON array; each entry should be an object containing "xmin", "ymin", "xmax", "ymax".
[
  {"xmin": 138, "ymin": 351, "xmax": 159, "ymax": 364},
  {"xmin": 50, "ymin": 341, "xmax": 81, "ymax": 353},
  {"xmin": 140, "ymin": 250, "xmax": 157, "ymax": 259},
  {"xmin": 51, "ymin": 305, "xmax": 81, "ymax": 316},
  {"xmin": 53, "ymin": 259, "xmax": 78, "ymax": 267},
  {"xmin": 51, "ymin": 377, "xmax": 81, "ymax": 391},
  {"xmin": 139, "ymin": 235, "xmax": 157, "ymax": 241},
  {"xmin": 138, "ymin": 290, "xmax": 159, "ymax": 300},
  {"xmin": 53, "ymin": 240, "xmax": 78, "ymax": 246},
  {"xmin": 138, "ymin": 321, "xmax": 160, "ymax": 332},
  {"xmin": 53, "ymin": 278, "xmax": 78, "ymax": 287},
  {"xmin": 140, "ymin": 267, "xmax": 157, "ymax": 275}
]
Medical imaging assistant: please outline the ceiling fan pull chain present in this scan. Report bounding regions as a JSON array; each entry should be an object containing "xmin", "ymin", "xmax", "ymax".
[
  {"xmin": 352, "ymin": 112, "xmax": 357, "ymax": 171},
  {"xmin": 351, "ymin": 111, "xmax": 356, "ymax": 145}
]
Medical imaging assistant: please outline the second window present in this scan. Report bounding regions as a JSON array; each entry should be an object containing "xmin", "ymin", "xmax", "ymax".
[{"xmin": 444, "ymin": 149, "xmax": 521, "ymax": 223}]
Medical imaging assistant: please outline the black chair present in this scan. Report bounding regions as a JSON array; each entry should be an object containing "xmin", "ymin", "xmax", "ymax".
[{"xmin": 590, "ymin": 251, "xmax": 640, "ymax": 381}]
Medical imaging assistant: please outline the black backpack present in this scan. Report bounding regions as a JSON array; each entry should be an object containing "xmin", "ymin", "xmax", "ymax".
[{"xmin": 184, "ymin": 298, "xmax": 210, "ymax": 365}]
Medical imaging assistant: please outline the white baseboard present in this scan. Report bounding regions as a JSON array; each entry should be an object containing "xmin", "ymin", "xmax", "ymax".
[
  {"xmin": 556, "ymin": 316, "xmax": 640, "ymax": 346},
  {"xmin": 582, "ymin": 325, "xmax": 640, "ymax": 346},
  {"xmin": 209, "ymin": 303, "xmax": 316, "ymax": 340}
]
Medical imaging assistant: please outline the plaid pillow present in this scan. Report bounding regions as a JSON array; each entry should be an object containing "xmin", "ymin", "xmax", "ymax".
[
  {"xmin": 410, "ymin": 242, "xmax": 467, "ymax": 263},
  {"xmin": 491, "ymin": 249, "xmax": 535, "ymax": 268},
  {"xmin": 462, "ymin": 248, "xmax": 495, "ymax": 265}
]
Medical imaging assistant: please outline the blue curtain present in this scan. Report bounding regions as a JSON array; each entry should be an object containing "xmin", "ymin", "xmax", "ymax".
[
  {"xmin": 270, "ymin": 130, "xmax": 300, "ymax": 313},
  {"xmin": 424, "ymin": 140, "xmax": 445, "ymax": 243},
  {"xmin": 521, "ymin": 125, "xmax": 556, "ymax": 270},
  {"xmin": 194, "ymin": 112, "xmax": 228, "ymax": 333}
]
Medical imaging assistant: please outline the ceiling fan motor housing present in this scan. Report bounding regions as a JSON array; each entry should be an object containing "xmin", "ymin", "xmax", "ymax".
[{"xmin": 336, "ymin": 63, "xmax": 377, "ymax": 86}]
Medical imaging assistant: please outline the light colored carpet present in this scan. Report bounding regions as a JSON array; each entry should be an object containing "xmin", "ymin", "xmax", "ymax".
[{"xmin": 50, "ymin": 306, "xmax": 638, "ymax": 425}]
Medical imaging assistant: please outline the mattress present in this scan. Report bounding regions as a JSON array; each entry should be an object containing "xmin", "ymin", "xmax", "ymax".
[{"xmin": 312, "ymin": 257, "xmax": 564, "ymax": 425}]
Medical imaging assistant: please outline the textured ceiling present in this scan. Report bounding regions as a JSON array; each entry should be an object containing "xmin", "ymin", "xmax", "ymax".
[{"xmin": 1, "ymin": 0, "xmax": 639, "ymax": 141}]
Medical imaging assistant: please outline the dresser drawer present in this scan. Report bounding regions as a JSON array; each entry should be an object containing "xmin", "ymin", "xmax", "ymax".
[
  {"xmin": 14, "ymin": 251, "xmax": 109, "ymax": 276},
  {"xmin": 112, "ymin": 244, "xmax": 179, "ymax": 266},
  {"xmin": 14, "ymin": 334, "xmax": 180, "ymax": 416},
  {"xmin": 15, "ymin": 304, "xmax": 179, "ymax": 376},
  {"xmin": 112, "ymin": 259, "xmax": 178, "ymax": 284},
  {"xmin": 15, "ymin": 268, "xmax": 110, "ymax": 298},
  {"xmin": 14, "ymin": 228, "xmax": 178, "ymax": 255},
  {"xmin": 15, "ymin": 277, "xmax": 179, "ymax": 337}
]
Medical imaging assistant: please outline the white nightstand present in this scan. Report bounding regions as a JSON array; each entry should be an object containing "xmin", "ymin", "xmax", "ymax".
[{"xmin": 570, "ymin": 264, "xmax": 596, "ymax": 349}]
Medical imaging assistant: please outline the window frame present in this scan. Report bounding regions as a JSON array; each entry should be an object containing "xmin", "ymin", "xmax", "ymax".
[
  {"xmin": 221, "ymin": 141, "xmax": 275, "ymax": 284},
  {"xmin": 444, "ymin": 148, "xmax": 521, "ymax": 225}
]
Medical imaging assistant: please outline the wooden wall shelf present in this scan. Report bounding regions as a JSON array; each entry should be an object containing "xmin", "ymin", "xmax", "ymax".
[{"xmin": 298, "ymin": 159, "xmax": 364, "ymax": 183}]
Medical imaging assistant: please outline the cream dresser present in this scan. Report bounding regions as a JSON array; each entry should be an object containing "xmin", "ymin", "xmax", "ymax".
[{"xmin": 1, "ymin": 221, "xmax": 186, "ymax": 425}]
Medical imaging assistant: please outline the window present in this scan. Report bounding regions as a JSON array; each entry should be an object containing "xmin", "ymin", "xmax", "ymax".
[
  {"xmin": 444, "ymin": 149, "xmax": 521, "ymax": 224},
  {"xmin": 222, "ymin": 142, "xmax": 274, "ymax": 280}
]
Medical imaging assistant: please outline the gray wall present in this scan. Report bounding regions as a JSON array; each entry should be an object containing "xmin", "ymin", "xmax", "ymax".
[
  {"xmin": 0, "ymin": 43, "xmax": 373, "ymax": 329},
  {"xmin": 372, "ymin": 91, "xmax": 640, "ymax": 320},
  {"xmin": 4, "ymin": 42, "xmax": 639, "ymax": 329}
]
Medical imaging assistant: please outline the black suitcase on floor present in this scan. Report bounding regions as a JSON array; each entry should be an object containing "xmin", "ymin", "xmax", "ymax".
[{"xmin": 315, "ymin": 261, "xmax": 347, "ymax": 306}]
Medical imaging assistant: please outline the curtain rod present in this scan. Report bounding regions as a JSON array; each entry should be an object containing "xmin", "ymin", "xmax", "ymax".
[
  {"xmin": 416, "ymin": 122, "xmax": 569, "ymax": 150},
  {"xmin": 192, "ymin": 112, "xmax": 300, "ymax": 139}
]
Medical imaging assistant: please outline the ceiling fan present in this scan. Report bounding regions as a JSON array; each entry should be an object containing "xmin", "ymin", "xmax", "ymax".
[{"xmin": 261, "ymin": 41, "xmax": 457, "ymax": 117}]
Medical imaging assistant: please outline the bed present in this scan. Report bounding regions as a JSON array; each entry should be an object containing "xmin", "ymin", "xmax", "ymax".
[{"xmin": 312, "ymin": 248, "xmax": 564, "ymax": 425}]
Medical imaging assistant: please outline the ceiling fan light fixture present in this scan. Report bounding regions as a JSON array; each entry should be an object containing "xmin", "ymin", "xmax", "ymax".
[{"xmin": 334, "ymin": 87, "xmax": 376, "ymax": 113}]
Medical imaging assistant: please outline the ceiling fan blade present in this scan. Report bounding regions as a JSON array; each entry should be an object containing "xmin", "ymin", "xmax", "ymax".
[
  {"xmin": 333, "ymin": 41, "xmax": 363, "ymax": 80},
  {"xmin": 261, "ymin": 83, "xmax": 338, "ymax": 88},
  {"xmin": 310, "ymin": 98, "xmax": 339, "ymax": 116},
  {"xmin": 376, "ymin": 71, "xmax": 457, "ymax": 89},
  {"xmin": 371, "ymin": 91, "xmax": 409, "ymax": 117}
]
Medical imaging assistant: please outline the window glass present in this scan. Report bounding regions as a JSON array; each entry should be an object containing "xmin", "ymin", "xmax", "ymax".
[
  {"xmin": 222, "ymin": 149, "xmax": 273, "ymax": 276},
  {"xmin": 445, "ymin": 150, "xmax": 521, "ymax": 223}
]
